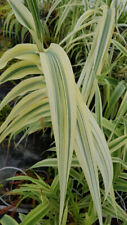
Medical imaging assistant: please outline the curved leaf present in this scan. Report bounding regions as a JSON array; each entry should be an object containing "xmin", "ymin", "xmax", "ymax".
[
  {"xmin": 0, "ymin": 61, "xmax": 41, "ymax": 84},
  {"xmin": 40, "ymin": 43, "xmax": 76, "ymax": 224},
  {"xmin": 0, "ymin": 44, "xmax": 38, "ymax": 69},
  {"xmin": 0, "ymin": 98, "xmax": 49, "ymax": 143},
  {"xmin": 75, "ymin": 88, "xmax": 102, "ymax": 225},
  {"xmin": 0, "ymin": 89, "xmax": 48, "ymax": 134},
  {"xmin": 0, "ymin": 215, "xmax": 18, "ymax": 225},
  {"xmin": 0, "ymin": 76, "xmax": 45, "ymax": 110},
  {"xmin": 7, "ymin": 0, "xmax": 35, "ymax": 31}
]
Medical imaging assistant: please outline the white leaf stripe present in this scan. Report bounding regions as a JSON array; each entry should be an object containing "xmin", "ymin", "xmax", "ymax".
[
  {"xmin": 88, "ymin": 110, "xmax": 113, "ymax": 194},
  {"xmin": 0, "ymin": 44, "xmax": 38, "ymax": 69},
  {"xmin": 42, "ymin": 51, "xmax": 72, "ymax": 217},
  {"xmin": 8, "ymin": 0, "xmax": 35, "ymax": 31},
  {"xmin": 40, "ymin": 43, "xmax": 76, "ymax": 224},
  {"xmin": 0, "ymin": 89, "xmax": 48, "ymax": 134},
  {"xmin": 0, "ymin": 99, "xmax": 49, "ymax": 143},
  {"xmin": 78, "ymin": 6, "xmax": 115, "ymax": 103},
  {"xmin": 75, "ymin": 94, "xmax": 102, "ymax": 225},
  {"xmin": 51, "ymin": 53, "xmax": 72, "ymax": 170},
  {"xmin": 76, "ymin": 109, "xmax": 99, "ymax": 192},
  {"xmin": 31, "ymin": 158, "xmax": 80, "ymax": 169},
  {"xmin": 0, "ymin": 77, "xmax": 45, "ymax": 110},
  {"xmin": 26, "ymin": 0, "xmax": 42, "ymax": 41},
  {"xmin": 0, "ymin": 61, "xmax": 41, "ymax": 83}
]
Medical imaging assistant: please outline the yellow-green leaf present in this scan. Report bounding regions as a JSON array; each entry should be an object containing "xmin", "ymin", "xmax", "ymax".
[{"xmin": 40, "ymin": 43, "xmax": 76, "ymax": 224}]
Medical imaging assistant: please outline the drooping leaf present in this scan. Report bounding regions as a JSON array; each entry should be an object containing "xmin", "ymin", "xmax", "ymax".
[
  {"xmin": 0, "ymin": 61, "xmax": 41, "ymax": 84},
  {"xmin": 75, "ymin": 88, "xmax": 102, "ymax": 225},
  {"xmin": 0, "ymin": 76, "xmax": 45, "ymax": 110},
  {"xmin": 0, "ymin": 89, "xmax": 48, "ymax": 134},
  {"xmin": 40, "ymin": 43, "xmax": 76, "ymax": 224},
  {"xmin": 0, "ymin": 44, "xmax": 38, "ymax": 69},
  {"xmin": 0, "ymin": 98, "xmax": 49, "ymax": 143}
]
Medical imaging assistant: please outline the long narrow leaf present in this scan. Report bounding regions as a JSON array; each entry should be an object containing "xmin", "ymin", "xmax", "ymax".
[
  {"xmin": 20, "ymin": 202, "xmax": 49, "ymax": 225},
  {"xmin": 0, "ymin": 89, "xmax": 48, "ymax": 134},
  {"xmin": 75, "ymin": 87, "xmax": 102, "ymax": 225},
  {"xmin": 0, "ymin": 98, "xmax": 49, "ymax": 143},
  {"xmin": 7, "ymin": 0, "xmax": 35, "ymax": 31},
  {"xmin": 78, "ymin": 5, "xmax": 115, "ymax": 103},
  {"xmin": 26, "ymin": 0, "xmax": 42, "ymax": 42},
  {"xmin": 0, "ymin": 44, "xmax": 38, "ymax": 69},
  {"xmin": 0, "ymin": 77, "xmax": 45, "ymax": 110},
  {"xmin": 40, "ymin": 43, "xmax": 76, "ymax": 224},
  {"xmin": 0, "ymin": 61, "xmax": 41, "ymax": 84}
]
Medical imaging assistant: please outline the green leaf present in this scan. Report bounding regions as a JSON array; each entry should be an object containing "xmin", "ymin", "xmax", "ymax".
[
  {"xmin": 114, "ymin": 178, "xmax": 127, "ymax": 192},
  {"xmin": 112, "ymin": 157, "xmax": 127, "ymax": 169},
  {"xmin": 61, "ymin": 201, "xmax": 68, "ymax": 225},
  {"xmin": 55, "ymin": 0, "xmax": 71, "ymax": 38},
  {"xmin": 117, "ymin": 91, "xmax": 127, "ymax": 117},
  {"xmin": 8, "ymin": 175, "xmax": 50, "ymax": 191},
  {"xmin": 95, "ymin": 82, "xmax": 102, "ymax": 128},
  {"xmin": 88, "ymin": 109, "xmax": 113, "ymax": 196},
  {"xmin": 0, "ymin": 215, "xmax": 18, "ymax": 225},
  {"xmin": 103, "ymin": 200, "xmax": 127, "ymax": 223},
  {"xmin": 46, "ymin": 0, "xmax": 62, "ymax": 23},
  {"xmin": 60, "ymin": 13, "xmax": 95, "ymax": 46},
  {"xmin": 31, "ymin": 158, "xmax": 80, "ymax": 169},
  {"xmin": 20, "ymin": 202, "xmax": 49, "ymax": 225},
  {"xmin": 0, "ymin": 97, "xmax": 49, "ymax": 143}
]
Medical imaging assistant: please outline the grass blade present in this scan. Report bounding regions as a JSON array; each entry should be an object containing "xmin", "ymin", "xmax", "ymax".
[
  {"xmin": 40, "ymin": 43, "xmax": 76, "ymax": 224},
  {"xmin": 0, "ymin": 215, "xmax": 18, "ymax": 225},
  {"xmin": 0, "ymin": 77, "xmax": 45, "ymax": 110},
  {"xmin": 20, "ymin": 202, "xmax": 49, "ymax": 225},
  {"xmin": 0, "ymin": 61, "xmax": 41, "ymax": 84},
  {"xmin": 0, "ymin": 44, "xmax": 38, "ymax": 69},
  {"xmin": 75, "ymin": 88, "xmax": 102, "ymax": 225},
  {"xmin": 7, "ymin": 0, "xmax": 35, "ymax": 31},
  {"xmin": 78, "ymin": 5, "xmax": 115, "ymax": 103}
]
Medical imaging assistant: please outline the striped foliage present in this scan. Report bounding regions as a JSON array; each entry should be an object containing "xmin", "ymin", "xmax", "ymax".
[
  {"xmin": 7, "ymin": 0, "xmax": 43, "ymax": 51},
  {"xmin": 0, "ymin": 44, "xmax": 39, "ymax": 69},
  {"xmin": 40, "ymin": 44, "xmax": 76, "ymax": 224},
  {"xmin": 0, "ymin": 61, "xmax": 41, "ymax": 83},
  {"xmin": 78, "ymin": 4, "xmax": 115, "ymax": 104},
  {"xmin": 0, "ymin": 0, "xmax": 118, "ymax": 224}
]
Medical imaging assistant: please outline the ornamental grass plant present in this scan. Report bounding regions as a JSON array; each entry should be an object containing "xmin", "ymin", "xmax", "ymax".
[{"xmin": 0, "ymin": 0, "xmax": 127, "ymax": 224}]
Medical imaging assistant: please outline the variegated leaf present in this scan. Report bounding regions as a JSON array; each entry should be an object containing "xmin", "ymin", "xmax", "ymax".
[
  {"xmin": 40, "ymin": 43, "xmax": 76, "ymax": 224},
  {"xmin": 0, "ymin": 61, "xmax": 41, "ymax": 84}
]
